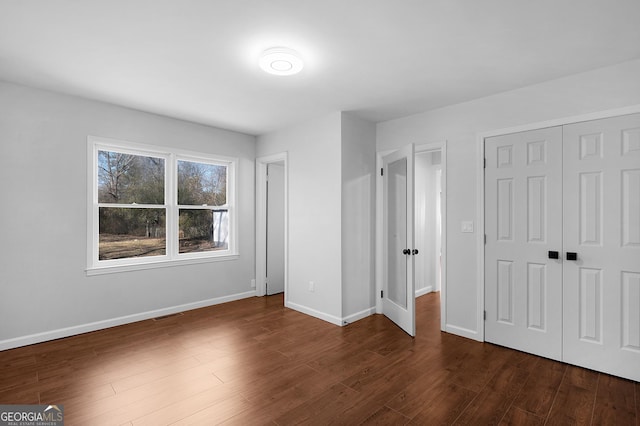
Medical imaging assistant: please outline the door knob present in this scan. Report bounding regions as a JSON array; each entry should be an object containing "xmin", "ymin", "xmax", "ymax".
[
  {"xmin": 566, "ymin": 252, "xmax": 578, "ymax": 261},
  {"xmin": 548, "ymin": 251, "xmax": 559, "ymax": 259},
  {"xmin": 402, "ymin": 249, "xmax": 410, "ymax": 255},
  {"xmin": 412, "ymin": 249, "xmax": 419, "ymax": 255}
]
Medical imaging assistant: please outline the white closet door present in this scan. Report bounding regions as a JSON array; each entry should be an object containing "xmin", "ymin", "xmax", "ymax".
[
  {"xmin": 485, "ymin": 127, "xmax": 563, "ymax": 360},
  {"xmin": 562, "ymin": 113, "xmax": 640, "ymax": 382}
]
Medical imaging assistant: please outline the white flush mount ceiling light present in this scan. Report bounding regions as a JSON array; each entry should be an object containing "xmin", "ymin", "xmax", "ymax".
[{"xmin": 259, "ymin": 47, "xmax": 304, "ymax": 76}]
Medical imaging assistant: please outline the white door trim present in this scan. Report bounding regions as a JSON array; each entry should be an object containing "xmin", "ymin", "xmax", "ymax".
[
  {"xmin": 476, "ymin": 104, "xmax": 640, "ymax": 343},
  {"xmin": 256, "ymin": 152, "xmax": 288, "ymax": 299},
  {"xmin": 376, "ymin": 141, "xmax": 447, "ymax": 332}
]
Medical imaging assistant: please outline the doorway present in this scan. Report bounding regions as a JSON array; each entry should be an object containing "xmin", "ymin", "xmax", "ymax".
[
  {"xmin": 256, "ymin": 153, "xmax": 288, "ymax": 299},
  {"xmin": 266, "ymin": 161, "xmax": 285, "ymax": 295},
  {"xmin": 414, "ymin": 150, "xmax": 443, "ymax": 297}
]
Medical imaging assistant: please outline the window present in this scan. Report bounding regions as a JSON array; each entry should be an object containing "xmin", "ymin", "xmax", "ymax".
[
  {"xmin": 97, "ymin": 150, "xmax": 167, "ymax": 260},
  {"xmin": 177, "ymin": 159, "xmax": 229, "ymax": 254},
  {"xmin": 87, "ymin": 136, "xmax": 237, "ymax": 273}
]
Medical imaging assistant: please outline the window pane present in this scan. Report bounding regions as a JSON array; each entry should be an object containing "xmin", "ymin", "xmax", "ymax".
[
  {"xmin": 179, "ymin": 209, "xmax": 228, "ymax": 253},
  {"xmin": 178, "ymin": 160, "xmax": 227, "ymax": 206},
  {"xmin": 98, "ymin": 150, "xmax": 165, "ymax": 204},
  {"xmin": 99, "ymin": 207, "xmax": 166, "ymax": 260}
]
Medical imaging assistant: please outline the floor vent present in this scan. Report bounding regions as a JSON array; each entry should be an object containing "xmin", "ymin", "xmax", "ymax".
[{"xmin": 153, "ymin": 312, "xmax": 184, "ymax": 321}]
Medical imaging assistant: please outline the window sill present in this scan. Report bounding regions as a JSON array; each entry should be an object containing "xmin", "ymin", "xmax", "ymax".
[{"xmin": 86, "ymin": 254, "xmax": 239, "ymax": 276}]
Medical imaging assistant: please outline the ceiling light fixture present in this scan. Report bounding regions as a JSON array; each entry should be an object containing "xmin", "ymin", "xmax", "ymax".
[{"xmin": 259, "ymin": 47, "xmax": 304, "ymax": 76}]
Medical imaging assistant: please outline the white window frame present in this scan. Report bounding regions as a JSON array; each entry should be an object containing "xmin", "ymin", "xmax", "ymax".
[{"xmin": 86, "ymin": 136, "xmax": 238, "ymax": 275}]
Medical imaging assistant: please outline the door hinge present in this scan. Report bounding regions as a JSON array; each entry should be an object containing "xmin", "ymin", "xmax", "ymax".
[
  {"xmin": 381, "ymin": 290, "xmax": 384, "ymax": 298},
  {"xmin": 484, "ymin": 158, "xmax": 487, "ymax": 169},
  {"xmin": 484, "ymin": 310, "xmax": 487, "ymax": 320},
  {"xmin": 484, "ymin": 234, "xmax": 487, "ymax": 244},
  {"xmin": 380, "ymin": 168, "xmax": 384, "ymax": 176}
]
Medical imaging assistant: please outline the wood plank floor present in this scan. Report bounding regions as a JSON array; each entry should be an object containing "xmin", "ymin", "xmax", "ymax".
[{"xmin": 0, "ymin": 293, "xmax": 637, "ymax": 425}]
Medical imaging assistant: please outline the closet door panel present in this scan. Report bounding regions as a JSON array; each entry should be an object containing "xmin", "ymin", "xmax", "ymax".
[
  {"xmin": 485, "ymin": 127, "xmax": 563, "ymax": 360},
  {"xmin": 563, "ymin": 113, "xmax": 640, "ymax": 382}
]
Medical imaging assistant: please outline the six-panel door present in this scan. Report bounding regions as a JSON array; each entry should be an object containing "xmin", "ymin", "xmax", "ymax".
[
  {"xmin": 562, "ymin": 113, "xmax": 640, "ymax": 382},
  {"xmin": 485, "ymin": 113, "xmax": 640, "ymax": 382},
  {"xmin": 485, "ymin": 127, "xmax": 563, "ymax": 360}
]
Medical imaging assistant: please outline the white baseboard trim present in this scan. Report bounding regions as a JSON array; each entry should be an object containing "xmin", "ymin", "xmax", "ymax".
[
  {"xmin": 445, "ymin": 323, "xmax": 482, "ymax": 342},
  {"xmin": 342, "ymin": 307, "xmax": 376, "ymax": 325},
  {"xmin": 415, "ymin": 286, "xmax": 433, "ymax": 297},
  {"xmin": 285, "ymin": 301, "xmax": 343, "ymax": 326},
  {"xmin": 0, "ymin": 291, "xmax": 256, "ymax": 351}
]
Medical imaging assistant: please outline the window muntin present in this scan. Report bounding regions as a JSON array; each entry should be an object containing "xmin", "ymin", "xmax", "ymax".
[{"xmin": 88, "ymin": 137, "xmax": 236, "ymax": 272}]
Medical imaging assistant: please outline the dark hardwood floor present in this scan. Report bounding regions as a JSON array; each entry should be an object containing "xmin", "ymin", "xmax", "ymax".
[{"xmin": 0, "ymin": 293, "xmax": 637, "ymax": 425}]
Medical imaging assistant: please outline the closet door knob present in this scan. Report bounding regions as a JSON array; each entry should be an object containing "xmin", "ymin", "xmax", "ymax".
[
  {"xmin": 402, "ymin": 249, "xmax": 410, "ymax": 255},
  {"xmin": 566, "ymin": 252, "xmax": 578, "ymax": 261},
  {"xmin": 548, "ymin": 251, "xmax": 559, "ymax": 259},
  {"xmin": 412, "ymin": 249, "xmax": 419, "ymax": 255}
]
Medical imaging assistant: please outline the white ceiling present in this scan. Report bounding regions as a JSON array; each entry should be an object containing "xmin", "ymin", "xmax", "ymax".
[{"xmin": 1, "ymin": 0, "xmax": 639, "ymax": 135}]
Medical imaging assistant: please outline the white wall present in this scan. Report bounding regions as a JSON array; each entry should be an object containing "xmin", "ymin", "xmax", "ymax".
[
  {"xmin": 341, "ymin": 113, "xmax": 376, "ymax": 321},
  {"xmin": 377, "ymin": 59, "xmax": 640, "ymax": 339},
  {"xmin": 0, "ymin": 81, "xmax": 256, "ymax": 348},
  {"xmin": 257, "ymin": 112, "xmax": 343, "ymax": 323}
]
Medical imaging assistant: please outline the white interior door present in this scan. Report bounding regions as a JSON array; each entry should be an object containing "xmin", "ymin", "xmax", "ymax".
[
  {"xmin": 266, "ymin": 162, "xmax": 285, "ymax": 295},
  {"xmin": 485, "ymin": 127, "xmax": 563, "ymax": 360},
  {"xmin": 562, "ymin": 113, "xmax": 640, "ymax": 382},
  {"xmin": 382, "ymin": 144, "xmax": 416, "ymax": 336}
]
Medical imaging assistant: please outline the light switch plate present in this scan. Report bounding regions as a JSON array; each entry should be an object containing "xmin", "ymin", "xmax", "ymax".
[{"xmin": 461, "ymin": 221, "xmax": 474, "ymax": 233}]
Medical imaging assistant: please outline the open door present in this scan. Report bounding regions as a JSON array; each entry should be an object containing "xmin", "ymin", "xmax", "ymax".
[
  {"xmin": 255, "ymin": 152, "xmax": 287, "ymax": 299},
  {"xmin": 382, "ymin": 144, "xmax": 416, "ymax": 336}
]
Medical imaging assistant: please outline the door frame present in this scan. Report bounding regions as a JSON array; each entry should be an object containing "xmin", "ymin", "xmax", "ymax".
[
  {"xmin": 476, "ymin": 104, "xmax": 640, "ymax": 342},
  {"xmin": 256, "ymin": 152, "xmax": 288, "ymax": 298},
  {"xmin": 376, "ymin": 141, "xmax": 448, "ymax": 332}
]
